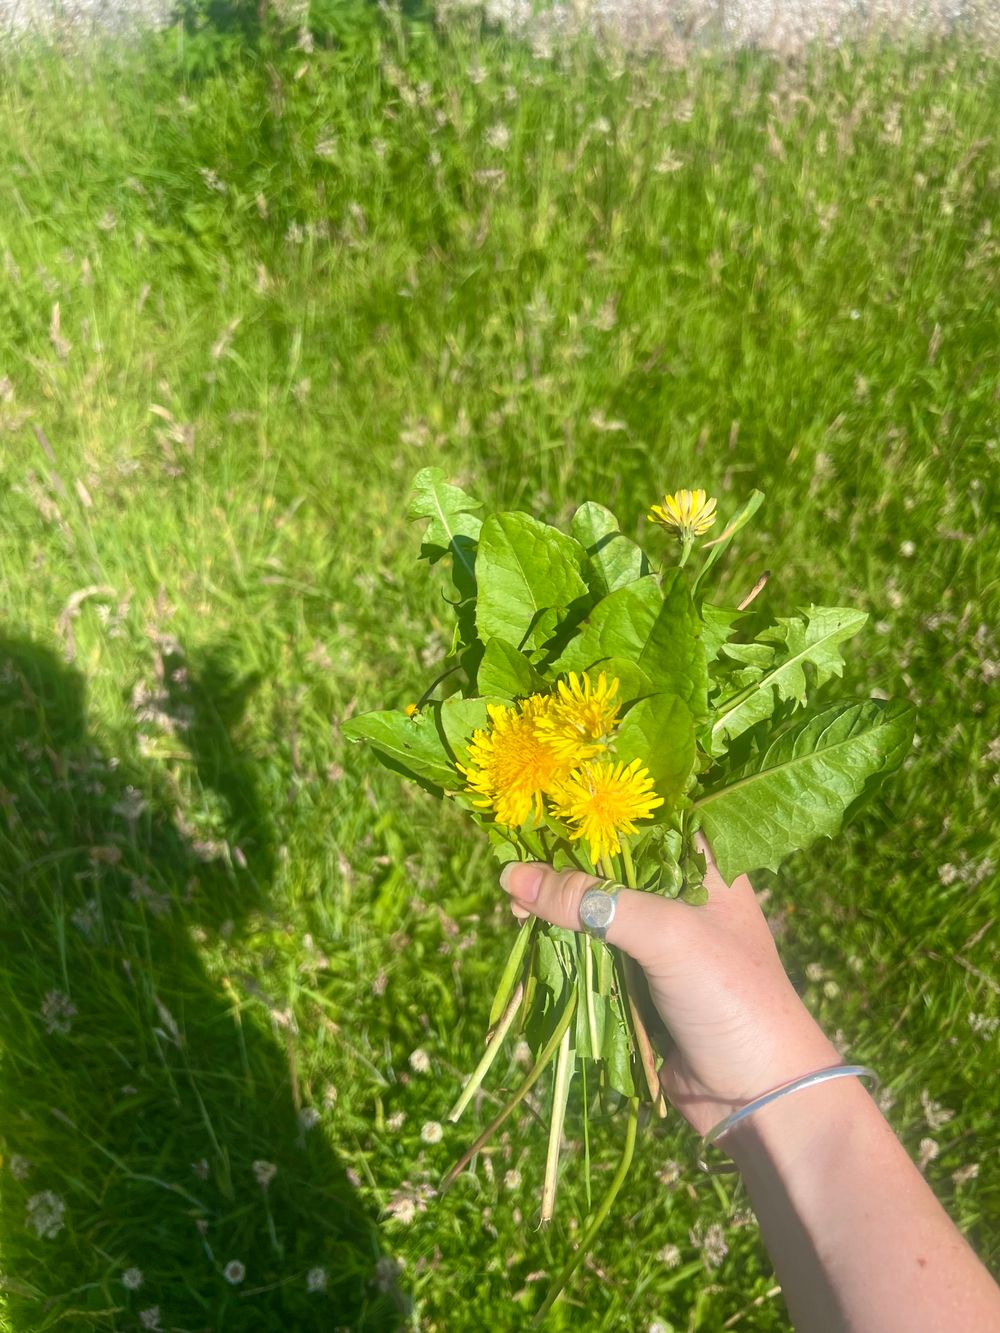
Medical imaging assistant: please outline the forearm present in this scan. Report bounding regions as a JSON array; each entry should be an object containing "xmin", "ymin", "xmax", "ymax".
[{"xmin": 726, "ymin": 1076, "xmax": 1000, "ymax": 1333}]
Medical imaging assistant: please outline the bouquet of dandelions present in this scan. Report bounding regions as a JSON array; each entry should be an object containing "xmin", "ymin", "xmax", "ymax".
[{"xmin": 344, "ymin": 471, "xmax": 913, "ymax": 1314}]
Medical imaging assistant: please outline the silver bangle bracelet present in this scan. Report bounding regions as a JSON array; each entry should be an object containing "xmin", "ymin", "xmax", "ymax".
[{"xmin": 697, "ymin": 1063, "xmax": 880, "ymax": 1174}]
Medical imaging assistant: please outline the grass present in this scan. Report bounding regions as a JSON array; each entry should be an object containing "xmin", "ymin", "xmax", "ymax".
[{"xmin": 0, "ymin": 8, "xmax": 997, "ymax": 1330}]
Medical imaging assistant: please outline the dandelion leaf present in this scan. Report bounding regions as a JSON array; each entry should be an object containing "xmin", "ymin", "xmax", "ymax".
[
  {"xmin": 697, "ymin": 698, "xmax": 915, "ymax": 882},
  {"xmin": 475, "ymin": 512, "xmax": 589, "ymax": 650},
  {"xmin": 571, "ymin": 501, "xmax": 649, "ymax": 598}
]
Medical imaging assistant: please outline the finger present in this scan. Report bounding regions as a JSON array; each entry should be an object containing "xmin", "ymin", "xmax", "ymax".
[{"xmin": 499, "ymin": 862, "xmax": 679, "ymax": 971}]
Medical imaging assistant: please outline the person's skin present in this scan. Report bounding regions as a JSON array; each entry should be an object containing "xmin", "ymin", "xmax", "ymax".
[{"xmin": 499, "ymin": 834, "xmax": 1000, "ymax": 1333}]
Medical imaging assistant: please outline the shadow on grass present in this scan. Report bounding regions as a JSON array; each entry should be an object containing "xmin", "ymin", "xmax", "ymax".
[{"xmin": 0, "ymin": 634, "xmax": 404, "ymax": 1332}]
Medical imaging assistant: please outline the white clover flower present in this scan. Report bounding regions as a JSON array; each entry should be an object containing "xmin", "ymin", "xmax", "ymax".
[
  {"xmin": 252, "ymin": 1160, "xmax": 277, "ymax": 1189},
  {"xmin": 387, "ymin": 1111, "xmax": 406, "ymax": 1132},
  {"xmin": 26, "ymin": 1191, "xmax": 65, "ymax": 1239},
  {"xmin": 658, "ymin": 1243, "xmax": 681, "ymax": 1269},
  {"xmin": 899, "ymin": 540, "xmax": 916, "ymax": 557},
  {"xmin": 386, "ymin": 1194, "xmax": 417, "ymax": 1225},
  {"xmin": 408, "ymin": 1048, "xmax": 431, "ymax": 1074},
  {"xmin": 918, "ymin": 1138, "xmax": 940, "ymax": 1170},
  {"xmin": 299, "ymin": 1107, "xmax": 321, "ymax": 1131},
  {"xmin": 9, "ymin": 1154, "xmax": 32, "ymax": 1180},
  {"xmin": 223, "ymin": 1260, "xmax": 246, "ymax": 1285},
  {"xmin": 486, "ymin": 123, "xmax": 512, "ymax": 152},
  {"xmin": 122, "ymin": 1267, "xmax": 144, "ymax": 1290},
  {"xmin": 139, "ymin": 1308, "xmax": 162, "ymax": 1331},
  {"xmin": 306, "ymin": 1266, "xmax": 328, "ymax": 1293},
  {"xmin": 503, "ymin": 1169, "xmax": 521, "ymax": 1190},
  {"xmin": 420, "ymin": 1121, "xmax": 443, "ymax": 1145},
  {"xmin": 41, "ymin": 990, "xmax": 77, "ymax": 1035}
]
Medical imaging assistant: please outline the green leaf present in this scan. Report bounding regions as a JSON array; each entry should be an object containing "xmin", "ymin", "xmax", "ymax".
[
  {"xmin": 475, "ymin": 512, "xmax": 589, "ymax": 649},
  {"xmin": 701, "ymin": 603, "xmax": 744, "ymax": 664},
  {"xmin": 638, "ymin": 570, "xmax": 709, "ymax": 719},
  {"xmin": 614, "ymin": 693, "xmax": 696, "ymax": 808},
  {"xmin": 407, "ymin": 467, "xmax": 483, "ymax": 553},
  {"xmin": 591, "ymin": 658, "xmax": 655, "ymax": 706},
  {"xmin": 477, "ymin": 639, "xmax": 548, "ymax": 699},
  {"xmin": 437, "ymin": 696, "xmax": 505, "ymax": 764},
  {"xmin": 407, "ymin": 468, "xmax": 483, "ymax": 608},
  {"xmin": 571, "ymin": 501, "xmax": 649, "ymax": 598},
  {"xmin": 552, "ymin": 577, "xmax": 664, "ymax": 674},
  {"xmin": 710, "ymin": 606, "xmax": 869, "ymax": 752},
  {"xmin": 602, "ymin": 990, "xmax": 635, "ymax": 1097},
  {"xmin": 695, "ymin": 698, "xmax": 915, "ymax": 882},
  {"xmin": 342, "ymin": 709, "xmax": 457, "ymax": 790}
]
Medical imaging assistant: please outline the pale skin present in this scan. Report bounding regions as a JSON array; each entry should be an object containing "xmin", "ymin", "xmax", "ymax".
[{"xmin": 499, "ymin": 835, "xmax": 1000, "ymax": 1333}]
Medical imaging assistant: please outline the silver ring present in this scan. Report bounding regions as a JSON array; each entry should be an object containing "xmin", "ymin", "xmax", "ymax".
[{"xmin": 578, "ymin": 884, "xmax": 623, "ymax": 942}]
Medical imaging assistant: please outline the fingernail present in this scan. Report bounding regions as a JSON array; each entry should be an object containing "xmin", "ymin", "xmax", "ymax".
[{"xmin": 499, "ymin": 862, "xmax": 541, "ymax": 903}]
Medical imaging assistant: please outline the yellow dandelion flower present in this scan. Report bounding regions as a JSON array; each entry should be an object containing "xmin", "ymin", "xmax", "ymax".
[
  {"xmin": 551, "ymin": 758, "xmax": 663, "ymax": 865},
  {"xmin": 404, "ymin": 703, "xmax": 420, "ymax": 718},
  {"xmin": 647, "ymin": 489, "xmax": 718, "ymax": 540},
  {"xmin": 534, "ymin": 671, "xmax": 621, "ymax": 762},
  {"xmin": 459, "ymin": 695, "xmax": 570, "ymax": 829}
]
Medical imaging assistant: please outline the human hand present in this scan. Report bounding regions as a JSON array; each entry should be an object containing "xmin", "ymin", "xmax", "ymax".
[{"xmin": 500, "ymin": 834, "xmax": 841, "ymax": 1135}]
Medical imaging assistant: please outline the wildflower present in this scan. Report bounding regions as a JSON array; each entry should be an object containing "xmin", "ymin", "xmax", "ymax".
[
  {"xmin": 461, "ymin": 696, "xmax": 571, "ymax": 828},
  {"xmin": 920, "ymin": 1091, "xmax": 954, "ymax": 1131},
  {"xmin": 420, "ymin": 1121, "xmax": 443, "ymax": 1145},
  {"xmin": 691, "ymin": 1221, "xmax": 728, "ymax": 1269},
  {"xmin": 486, "ymin": 123, "xmax": 511, "ymax": 152},
  {"xmin": 551, "ymin": 759, "xmax": 663, "ymax": 865},
  {"xmin": 299, "ymin": 1107, "xmax": 321, "ymax": 1131},
  {"xmin": 918, "ymin": 1138, "xmax": 939, "ymax": 1171},
  {"xmin": 386, "ymin": 1194, "xmax": 417, "ymax": 1225},
  {"xmin": 387, "ymin": 1111, "xmax": 406, "ymax": 1132},
  {"xmin": 534, "ymin": 672, "xmax": 621, "ymax": 762},
  {"xmin": 122, "ymin": 1267, "xmax": 144, "ymax": 1290},
  {"xmin": 504, "ymin": 1168, "xmax": 522, "ymax": 1190},
  {"xmin": 9, "ymin": 1154, "xmax": 31, "ymax": 1180},
  {"xmin": 252, "ymin": 1160, "xmax": 277, "ymax": 1189},
  {"xmin": 41, "ymin": 990, "xmax": 77, "ymax": 1035},
  {"xmin": 408, "ymin": 1047, "xmax": 431, "ymax": 1073},
  {"xmin": 648, "ymin": 489, "xmax": 718, "ymax": 540},
  {"xmin": 404, "ymin": 703, "xmax": 419, "ymax": 718},
  {"xmin": 139, "ymin": 1309, "xmax": 162, "ymax": 1331},
  {"xmin": 952, "ymin": 1164, "xmax": 980, "ymax": 1185},
  {"xmin": 306, "ymin": 1266, "xmax": 328, "ymax": 1292},
  {"xmin": 658, "ymin": 1243, "xmax": 681, "ymax": 1269},
  {"xmin": 223, "ymin": 1260, "xmax": 246, "ymax": 1285},
  {"xmin": 900, "ymin": 540, "xmax": 916, "ymax": 558},
  {"xmin": 374, "ymin": 1255, "xmax": 403, "ymax": 1291},
  {"xmin": 26, "ymin": 1191, "xmax": 65, "ymax": 1239}
]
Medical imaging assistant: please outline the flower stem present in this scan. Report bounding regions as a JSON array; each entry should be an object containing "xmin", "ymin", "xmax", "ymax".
[
  {"xmin": 448, "ymin": 980, "xmax": 525, "ymax": 1123},
  {"xmin": 533, "ymin": 1095, "xmax": 640, "ymax": 1325},
  {"xmin": 440, "ymin": 989, "xmax": 579, "ymax": 1194},
  {"xmin": 540, "ymin": 1021, "xmax": 575, "ymax": 1223}
]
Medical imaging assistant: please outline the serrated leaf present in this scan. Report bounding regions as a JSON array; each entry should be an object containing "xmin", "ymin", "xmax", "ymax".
[
  {"xmin": 701, "ymin": 604, "xmax": 747, "ymax": 664},
  {"xmin": 696, "ymin": 698, "xmax": 915, "ymax": 882},
  {"xmin": 342, "ymin": 709, "xmax": 457, "ymax": 790},
  {"xmin": 475, "ymin": 512, "xmax": 589, "ymax": 649},
  {"xmin": 614, "ymin": 693, "xmax": 695, "ymax": 808},
  {"xmin": 407, "ymin": 467, "xmax": 483, "ymax": 554},
  {"xmin": 477, "ymin": 639, "xmax": 548, "ymax": 699},
  {"xmin": 710, "ymin": 606, "xmax": 869, "ymax": 752},
  {"xmin": 571, "ymin": 501, "xmax": 649, "ymax": 597}
]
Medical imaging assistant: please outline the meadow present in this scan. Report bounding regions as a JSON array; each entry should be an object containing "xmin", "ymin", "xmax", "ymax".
[{"xmin": 0, "ymin": 6, "xmax": 997, "ymax": 1329}]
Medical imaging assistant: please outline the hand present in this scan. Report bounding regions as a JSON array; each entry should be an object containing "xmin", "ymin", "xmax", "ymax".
[{"xmin": 500, "ymin": 834, "xmax": 841, "ymax": 1135}]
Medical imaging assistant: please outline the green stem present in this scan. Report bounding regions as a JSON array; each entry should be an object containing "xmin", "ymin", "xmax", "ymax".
[
  {"xmin": 540, "ymin": 1022, "xmax": 574, "ymax": 1223},
  {"xmin": 582, "ymin": 933, "xmax": 599, "ymax": 1057},
  {"xmin": 488, "ymin": 915, "xmax": 536, "ymax": 1029},
  {"xmin": 448, "ymin": 979, "xmax": 525, "ymax": 1123},
  {"xmin": 533, "ymin": 1095, "xmax": 640, "ymax": 1325},
  {"xmin": 620, "ymin": 838, "xmax": 637, "ymax": 889},
  {"xmin": 440, "ymin": 989, "xmax": 579, "ymax": 1194},
  {"xmin": 677, "ymin": 534, "xmax": 695, "ymax": 568}
]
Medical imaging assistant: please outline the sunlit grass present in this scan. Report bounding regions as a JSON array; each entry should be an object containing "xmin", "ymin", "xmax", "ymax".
[{"xmin": 0, "ymin": 12, "xmax": 997, "ymax": 1331}]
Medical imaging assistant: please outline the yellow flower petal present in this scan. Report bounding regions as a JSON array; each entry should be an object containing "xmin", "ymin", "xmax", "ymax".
[
  {"xmin": 647, "ymin": 488, "xmax": 718, "ymax": 539},
  {"xmin": 550, "ymin": 758, "xmax": 663, "ymax": 864}
]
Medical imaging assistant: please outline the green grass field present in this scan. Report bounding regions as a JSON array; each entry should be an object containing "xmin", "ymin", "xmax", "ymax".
[{"xmin": 0, "ymin": 8, "xmax": 997, "ymax": 1330}]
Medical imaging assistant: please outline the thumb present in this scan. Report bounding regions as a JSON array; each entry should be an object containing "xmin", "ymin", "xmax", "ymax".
[{"xmin": 499, "ymin": 861, "xmax": 679, "ymax": 972}]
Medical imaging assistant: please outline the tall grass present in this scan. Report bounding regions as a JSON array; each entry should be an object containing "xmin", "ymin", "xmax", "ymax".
[{"xmin": 0, "ymin": 11, "xmax": 997, "ymax": 1330}]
